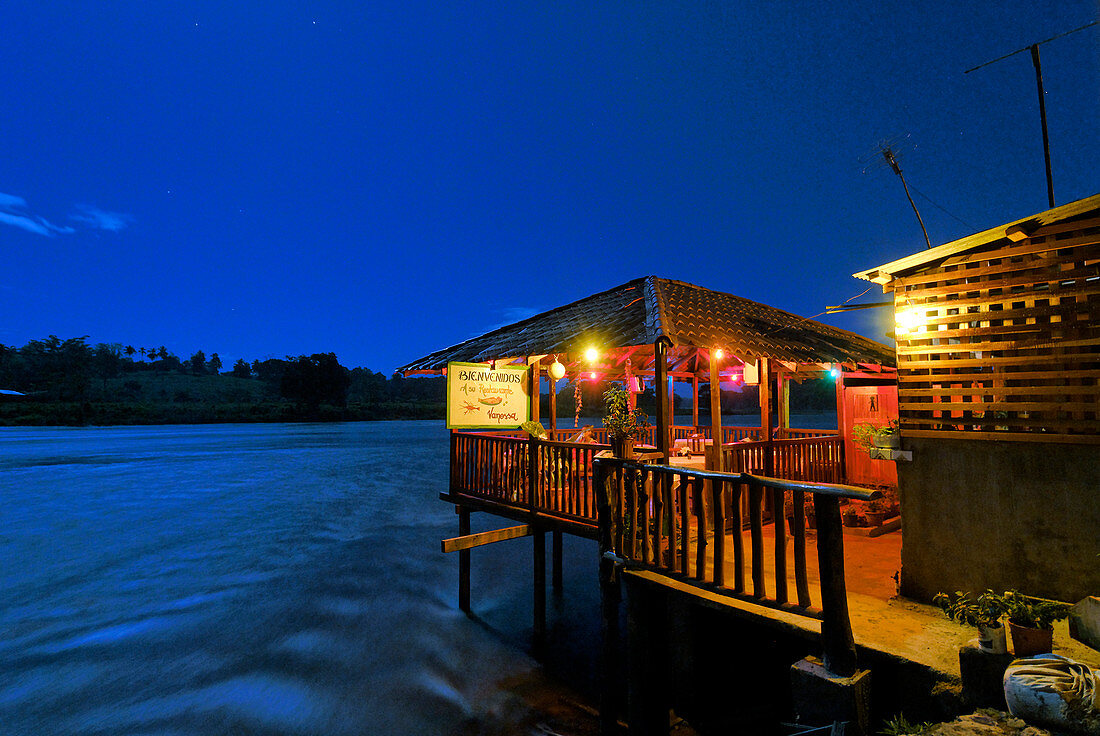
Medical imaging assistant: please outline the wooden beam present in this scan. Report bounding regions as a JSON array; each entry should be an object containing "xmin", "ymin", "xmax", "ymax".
[
  {"xmin": 709, "ymin": 349, "xmax": 723, "ymax": 472},
  {"xmin": 528, "ymin": 357, "xmax": 540, "ymax": 425},
  {"xmin": 655, "ymin": 338, "xmax": 671, "ymax": 462},
  {"xmin": 442, "ymin": 524, "xmax": 533, "ymax": 553}
]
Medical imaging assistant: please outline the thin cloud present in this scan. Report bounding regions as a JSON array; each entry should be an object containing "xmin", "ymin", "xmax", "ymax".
[
  {"xmin": 0, "ymin": 192, "xmax": 75, "ymax": 236},
  {"xmin": 70, "ymin": 204, "xmax": 133, "ymax": 232}
]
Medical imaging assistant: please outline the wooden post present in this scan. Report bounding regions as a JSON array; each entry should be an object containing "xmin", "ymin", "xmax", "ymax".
[
  {"xmin": 667, "ymin": 375, "xmax": 675, "ymax": 433},
  {"xmin": 626, "ymin": 580, "xmax": 669, "ymax": 736},
  {"xmin": 533, "ymin": 527, "xmax": 546, "ymax": 651},
  {"xmin": 709, "ymin": 350, "xmax": 723, "ymax": 472},
  {"xmin": 549, "ymin": 376, "xmax": 557, "ymax": 433},
  {"xmin": 595, "ymin": 459, "xmax": 624, "ymax": 736},
  {"xmin": 758, "ymin": 357, "xmax": 773, "ymax": 477},
  {"xmin": 458, "ymin": 506, "xmax": 471, "ymax": 613},
  {"xmin": 528, "ymin": 358, "xmax": 541, "ymax": 426},
  {"xmin": 814, "ymin": 494, "xmax": 858, "ymax": 676},
  {"xmin": 692, "ymin": 375, "xmax": 699, "ymax": 429},
  {"xmin": 777, "ymin": 371, "xmax": 790, "ymax": 438},
  {"xmin": 834, "ymin": 367, "xmax": 846, "ymax": 481},
  {"xmin": 552, "ymin": 530, "xmax": 563, "ymax": 593},
  {"xmin": 655, "ymin": 339, "xmax": 670, "ymax": 462}
]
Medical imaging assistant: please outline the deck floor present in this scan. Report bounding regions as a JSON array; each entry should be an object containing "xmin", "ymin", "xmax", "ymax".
[{"xmin": 629, "ymin": 521, "xmax": 1099, "ymax": 678}]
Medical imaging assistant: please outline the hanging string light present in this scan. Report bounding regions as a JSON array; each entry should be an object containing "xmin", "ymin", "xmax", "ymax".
[{"xmin": 573, "ymin": 378, "xmax": 582, "ymax": 428}]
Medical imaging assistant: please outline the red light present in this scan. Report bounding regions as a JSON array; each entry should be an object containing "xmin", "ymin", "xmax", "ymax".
[{"xmin": 590, "ymin": 372, "xmax": 596, "ymax": 380}]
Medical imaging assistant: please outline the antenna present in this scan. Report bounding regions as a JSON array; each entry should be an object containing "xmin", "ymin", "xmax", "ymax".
[
  {"xmin": 965, "ymin": 21, "xmax": 1098, "ymax": 208},
  {"xmin": 864, "ymin": 138, "xmax": 933, "ymax": 250}
]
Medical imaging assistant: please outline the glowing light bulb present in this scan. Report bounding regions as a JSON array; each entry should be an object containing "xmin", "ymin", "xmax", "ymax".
[
  {"xmin": 590, "ymin": 372, "xmax": 596, "ymax": 380},
  {"xmin": 549, "ymin": 359, "xmax": 566, "ymax": 380},
  {"xmin": 895, "ymin": 308, "xmax": 922, "ymax": 334},
  {"xmin": 829, "ymin": 367, "xmax": 840, "ymax": 379},
  {"xmin": 585, "ymin": 348, "xmax": 598, "ymax": 363},
  {"xmin": 714, "ymin": 348, "xmax": 724, "ymax": 359}
]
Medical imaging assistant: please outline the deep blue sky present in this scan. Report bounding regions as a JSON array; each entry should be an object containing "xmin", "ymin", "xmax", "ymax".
[{"xmin": 4, "ymin": 2, "xmax": 1097, "ymax": 373}]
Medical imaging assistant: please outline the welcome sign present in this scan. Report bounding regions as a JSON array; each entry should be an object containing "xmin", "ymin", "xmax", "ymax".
[{"xmin": 445, "ymin": 361, "xmax": 530, "ymax": 429}]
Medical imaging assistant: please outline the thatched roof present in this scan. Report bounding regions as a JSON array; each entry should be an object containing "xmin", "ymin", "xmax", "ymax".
[{"xmin": 398, "ymin": 276, "xmax": 894, "ymax": 374}]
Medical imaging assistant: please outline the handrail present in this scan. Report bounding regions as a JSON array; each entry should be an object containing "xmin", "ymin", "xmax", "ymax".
[{"xmin": 593, "ymin": 454, "xmax": 875, "ymax": 676}]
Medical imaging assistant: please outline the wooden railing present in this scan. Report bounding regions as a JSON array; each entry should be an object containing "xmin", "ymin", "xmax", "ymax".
[
  {"xmin": 722, "ymin": 435, "xmax": 844, "ymax": 483},
  {"xmin": 450, "ymin": 432, "xmax": 607, "ymax": 525},
  {"xmin": 593, "ymin": 456, "xmax": 877, "ymax": 676},
  {"xmin": 451, "ymin": 430, "xmax": 845, "ymax": 522}
]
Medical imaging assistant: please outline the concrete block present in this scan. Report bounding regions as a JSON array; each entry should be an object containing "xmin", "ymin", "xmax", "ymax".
[
  {"xmin": 958, "ymin": 640, "xmax": 1014, "ymax": 709},
  {"xmin": 791, "ymin": 656, "xmax": 872, "ymax": 735}
]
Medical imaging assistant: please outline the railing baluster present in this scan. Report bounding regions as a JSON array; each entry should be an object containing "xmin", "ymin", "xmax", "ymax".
[
  {"xmin": 750, "ymin": 481, "xmax": 764, "ymax": 598},
  {"xmin": 711, "ymin": 477, "xmax": 725, "ymax": 588},
  {"xmin": 641, "ymin": 468, "xmax": 652, "ymax": 566},
  {"xmin": 693, "ymin": 477, "xmax": 706, "ymax": 581},
  {"xmin": 793, "ymin": 489, "xmax": 811, "ymax": 607},
  {"xmin": 774, "ymin": 486, "xmax": 788, "ymax": 605},
  {"xmin": 731, "ymin": 479, "xmax": 744, "ymax": 592},
  {"xmin": 679, "ymin": 474, "xmax": 689, "ymax": 575}
]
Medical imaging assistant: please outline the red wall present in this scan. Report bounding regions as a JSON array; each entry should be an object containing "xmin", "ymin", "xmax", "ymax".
[{"xmin": 842, "ymin": 384, "xmax": 898, "ymax": 487}]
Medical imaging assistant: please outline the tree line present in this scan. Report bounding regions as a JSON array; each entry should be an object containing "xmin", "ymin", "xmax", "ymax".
[{"xmin": 0, "ymin": 336, "xmax": 444, "ymax": 425}]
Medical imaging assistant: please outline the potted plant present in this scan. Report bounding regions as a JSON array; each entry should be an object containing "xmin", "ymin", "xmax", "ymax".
[
  {"xmin": 1003, "ymin": 589, "xmax": 1071, "ymax": 657},
  {"xmin": 933, "ymin": 589, "xmax": 1009, "ymax": 653},
  {"xmin": 872, "ymin": 419, "xmax": 902, "ymax": 450},
  {"xmin": 841, "ymin": 503, "xmax": 861, "ymax": 527},
  {"xmin": 864, "ymin": 499, "xmax": 887, "ymax": 527},
  {"xmin": 602, "ymin": 385, "xmax": 650, "ymax": 459}
]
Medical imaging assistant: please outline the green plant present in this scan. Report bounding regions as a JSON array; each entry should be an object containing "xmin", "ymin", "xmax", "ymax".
[
  {"xmin": 878, "ymin": 419, "xmax": 901, "ymax": 435},
  {"xmin": 602, "ymin": 385, "xmax": 650, "ymax": 441},
  {"xmin": 879, "ymin": 713, "xmax": 933, "ymax": 735},
  {"xmin": 933, "ymin": 590, "xmax": 1007, "ymax": 629},
  {"xmin": 520, "ymin": 420, "xmax": 546, "ymax": 439},
  {"xmin": 1003, "ymin": 589, "xmax": 1070, "ymax": 630},
  {"xmin": 852, "ymin": 423, "xmax": 878, "ymax": 452}
]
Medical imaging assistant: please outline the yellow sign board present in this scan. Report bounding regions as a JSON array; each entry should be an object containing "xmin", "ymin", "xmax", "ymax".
[{"xmin": 446, "ymin": 361, "xmax": 530, "ymax": 429}]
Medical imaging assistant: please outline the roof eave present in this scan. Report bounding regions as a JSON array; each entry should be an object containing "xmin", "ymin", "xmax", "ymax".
[{"xmin": 853, "ymin": 192, "xmax": 1100, "ymax": 284}]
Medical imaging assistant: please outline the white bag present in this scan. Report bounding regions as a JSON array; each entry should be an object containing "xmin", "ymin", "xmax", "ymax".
[{"xmin": 1003, "ymin": 654, "xmax": 1100, "ymax": 735}]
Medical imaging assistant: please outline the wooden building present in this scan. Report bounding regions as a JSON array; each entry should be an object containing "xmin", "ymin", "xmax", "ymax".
[{"xmin": 854, "ymin": 193, "xmax": 1100, "ymax": 602}]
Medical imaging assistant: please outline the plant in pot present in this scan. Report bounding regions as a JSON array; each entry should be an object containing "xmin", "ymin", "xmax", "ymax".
[
  {"xmin": 933, "ymin": 589, "xmax": 1009, "ymax": 653},
  {"xmin": 864, "ymin": 498, "xmax": 887, "ymax": 528},
  {"xmin": 1003, "ymin": 589, "xmax": 1071, "ymax": 657},
  {"xmin": 602, "ymin": 385, "xmax": 650, "ymax": 459},
  {"xmin": 872, "ymin": 419, "xmax": 902, "ymax": 449},
  {"xmin": 841, "ymin": 502, "xmax": 862, "ymax": 527}
]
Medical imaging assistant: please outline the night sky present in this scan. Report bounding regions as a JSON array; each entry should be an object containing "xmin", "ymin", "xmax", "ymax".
[{"xmin": 4, "ymin": 2, "xmax": 1098, "ymax": 373}]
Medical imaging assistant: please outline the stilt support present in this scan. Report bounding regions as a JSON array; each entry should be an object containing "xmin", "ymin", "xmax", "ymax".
[
  {"xmin": 552, "ymin": 530, "xmax": 563, "ymax": 593},
  {"xmin": 599, "ymin": 554, "xmax": 622, "ymax": 736},
  {"xmin": 533, "ymin": 527, "xmax": 546, "ymax": 651},
  {"xmin": 458, "ymin": 506, "xmax": 471, "ymax": 613}
]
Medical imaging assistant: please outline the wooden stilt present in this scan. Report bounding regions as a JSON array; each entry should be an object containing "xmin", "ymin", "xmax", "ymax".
[
  {"xmin": 533, "ymin": 527, "xmax": 546, "ymax": 649},
  {"xmin": 458, "ymin": 506, "xmax": 471, "ymax": 613},
  {"xmin": 599, "ymin": 554, "xmax": 622, "ymax": 736},
  {"xmin": 552, "ymin": 530, "xmax": 563, "ymax": 593}
]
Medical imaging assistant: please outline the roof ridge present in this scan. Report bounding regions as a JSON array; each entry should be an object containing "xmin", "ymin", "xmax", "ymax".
[{"xmin": 644, "ymin": 276, "xmax": 671, "ymax": 344}]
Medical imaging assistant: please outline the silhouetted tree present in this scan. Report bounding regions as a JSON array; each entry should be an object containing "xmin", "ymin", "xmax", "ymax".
[
  {"xmin": 207, "ymin": 353, "xmax": 222, "ymax": 375},
  {"xmin": 188, "ymin": 351, "xmax": 207, "ymax": 376},
  {"xmin": 280, "ymin": 353, "xmax": 350, "ymax": 408},
  {"xmin": 232, "ymin": 358, "xmax": 252, "ymax": 378}
]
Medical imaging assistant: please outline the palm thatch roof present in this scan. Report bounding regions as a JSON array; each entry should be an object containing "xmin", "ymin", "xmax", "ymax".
[{"xmin": 398, "ymin": 276, "xmax": 894, "ymax": 374}]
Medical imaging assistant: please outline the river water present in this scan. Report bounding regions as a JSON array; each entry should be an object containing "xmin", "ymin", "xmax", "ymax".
[{"xmin": 1, "ymin": 416, "xmax": 834, "ymax": 735}]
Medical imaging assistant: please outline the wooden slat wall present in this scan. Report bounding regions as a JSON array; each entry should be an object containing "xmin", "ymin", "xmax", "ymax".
[{"xmin": 893, "ymin": 223, "xmax": 1100, "ymax": 443}]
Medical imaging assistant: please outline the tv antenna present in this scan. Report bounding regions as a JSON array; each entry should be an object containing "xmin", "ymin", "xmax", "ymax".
[
  {"xmin": 862, "ymin": 136, "xmax": 932, "ymax": 249},
  {"xmin": 965, "ymin": 21, "xmax": 1098, "ymax": 208}
]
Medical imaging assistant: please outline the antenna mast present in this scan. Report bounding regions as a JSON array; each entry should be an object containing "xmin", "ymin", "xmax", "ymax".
[
  {"xmin": 882, "ymin": 146, "xmax": 932, "ymax": 249},
  {"xmin": 965, "ymin": 21, "xmax": 1098, "ymax": 208}
]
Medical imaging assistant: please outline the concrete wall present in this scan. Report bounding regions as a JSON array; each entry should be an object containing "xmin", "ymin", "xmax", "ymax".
[{"xmin": 898, "ymin": 437, "xmax": 1100, "ymax": 603}]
